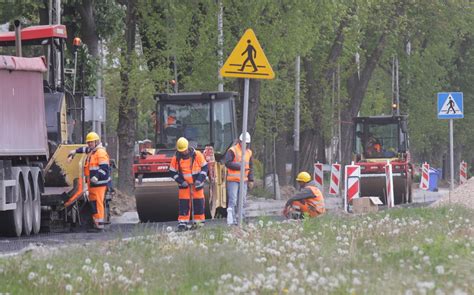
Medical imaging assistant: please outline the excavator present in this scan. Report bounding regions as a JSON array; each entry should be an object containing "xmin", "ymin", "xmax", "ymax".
[
  {"xmin": 133, "ymin": 92, "xmax": 238, "ymax": 222},
  {"xmin": 353, "ymin": 115, "xmax": 413, "ymax": 205}
]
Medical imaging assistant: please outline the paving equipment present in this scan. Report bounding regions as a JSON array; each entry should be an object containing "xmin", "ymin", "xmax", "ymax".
[
  {"xmin": 353, "ymin": 115, "xmax": 413, "ymax": 205},
  {"xmin": 134, "ymin": 92, "xmax": 238, "ymax": 222},
  {"xmin": 0, "ymin": 23, "xmax": 101, "ymax": 236}
]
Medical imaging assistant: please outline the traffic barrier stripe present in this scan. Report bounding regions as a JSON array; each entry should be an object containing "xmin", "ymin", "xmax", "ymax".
[{"xmin": 329, "ymin": 163, "xmax": 341, "ymax": 195}]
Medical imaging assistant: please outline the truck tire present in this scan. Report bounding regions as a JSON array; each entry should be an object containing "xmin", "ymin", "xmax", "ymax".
[
  {"xmin": 21, "ymin": 167, "xmax": 33, "ymax": 236},
  {"xmin": 31, "ymin": 168, "xmax": 42, "ymax": 234},
  {"xmin": 0, "ymin": 167, "xmax": 23, "ymax": 237}
]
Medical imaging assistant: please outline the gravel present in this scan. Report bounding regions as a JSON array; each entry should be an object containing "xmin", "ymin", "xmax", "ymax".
[{"xmin": 432, "ymin": 177, "xmax": 474, "ymax": 209}]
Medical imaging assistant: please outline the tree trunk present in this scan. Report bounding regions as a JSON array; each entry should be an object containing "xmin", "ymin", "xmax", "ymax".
[
  {"xmin": 116, "ymin": 0, "xmax": 138, "ymax": 195},
  {"xmin": 275, "ymin": 132, "xmax": 288, "ymax": 185},
  {"xmin": 76, "ymin": 0, "xmax": 99, "ymax": 57}
]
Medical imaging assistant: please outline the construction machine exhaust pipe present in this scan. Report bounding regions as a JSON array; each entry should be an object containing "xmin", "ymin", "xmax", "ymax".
[{"xmin": 14, "ymin": 20, "xmax": 22, "ymax": 57}]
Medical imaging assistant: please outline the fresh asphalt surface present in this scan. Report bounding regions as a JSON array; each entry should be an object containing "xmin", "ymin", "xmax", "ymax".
[{"xmin": 0, "ymin": 187, "xmax": 447, "ymax": 255}]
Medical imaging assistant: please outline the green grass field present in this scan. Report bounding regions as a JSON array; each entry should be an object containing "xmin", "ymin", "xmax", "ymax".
[{"xmin": 0, "ymin": 205, "xmax": 472, "ymax": 294}]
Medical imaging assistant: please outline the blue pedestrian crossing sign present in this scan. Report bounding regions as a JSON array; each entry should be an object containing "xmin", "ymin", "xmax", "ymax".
[{"xmin": 437, "ymin": 92, "xmax": 463, "ymax": 119}]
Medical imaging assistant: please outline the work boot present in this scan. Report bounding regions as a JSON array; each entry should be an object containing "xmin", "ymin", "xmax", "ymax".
[
  {"xmin": 227, "ymin": 208, "xmax": 234, "ymax": 226},
  {"xmin": 177, "ymin": 222, "xmax": 188, "ymax": 232}
]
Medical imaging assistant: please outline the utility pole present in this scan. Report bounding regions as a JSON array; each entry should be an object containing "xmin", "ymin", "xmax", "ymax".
[
  {"xmin": 217, "ymin": 0, "xmax": 224, "ymax": 92},
  {"xmin": 293, "ymin": 56, "xmax": 300, "ymax": 186},
  {"xmin": 337, "ymin": 63, "xmax": 341, "ymax": 163}
]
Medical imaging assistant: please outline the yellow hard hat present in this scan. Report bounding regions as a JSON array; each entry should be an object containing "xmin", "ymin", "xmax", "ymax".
[
  {"xmin": 296, "ymin": 171, "xmax": 311, "ymax": 183},
  {"xmin": 176, "ymin": 137, "xmax": 189, "ymax": 152},
  {"xmin": 86, "ymin": 132, "xmax": 100, "ymax": 143}
]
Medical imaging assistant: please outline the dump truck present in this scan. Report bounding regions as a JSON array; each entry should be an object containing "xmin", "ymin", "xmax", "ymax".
[
  {"xmin": 134, "ymin": 92, "xmax": 238, "ymax": 222},
  {"xmin": 0, "ymin": 23, "xmax": 96, "ymax": 236},
  {"xmin": 353, "ymin": 115, "xmax": 413, "ymax": 204}
]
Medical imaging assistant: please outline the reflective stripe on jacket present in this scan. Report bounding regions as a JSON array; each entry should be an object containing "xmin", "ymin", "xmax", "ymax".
[{"xmin": 226, "ymin": 144, "xmax": 252, "ymax": 182}]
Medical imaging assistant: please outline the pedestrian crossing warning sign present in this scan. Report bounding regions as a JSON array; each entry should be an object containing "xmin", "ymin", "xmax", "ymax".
[
  {"xmin": 437, "ymin": 92, "xmax": 464, "ymax": 119},
  {"xmin": 220, "ymin": 28, "xmax": 275, "ymax": 80}
]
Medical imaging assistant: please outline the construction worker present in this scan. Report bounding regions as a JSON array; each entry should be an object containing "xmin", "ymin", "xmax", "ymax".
[
  {"xmin": 366, "ymin": 133, "xmax": 382, "ymax": 156},
  {"xmin": 169, "ymin": 137, "xmax": 208, "ymax": 231},
  {"xmin": 225, "ymin": 132, "xmax": 254, "ymax": 225},
  {"xmin": 68, "ymin": 132, "xmax": 110, "ymax": 231},
  {"xmin": 283, "ymin": 171, "xmax": 325, "ymax": 219}
]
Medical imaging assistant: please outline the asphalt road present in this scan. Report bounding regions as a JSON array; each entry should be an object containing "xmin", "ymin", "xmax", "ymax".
[{"xmin": 0, "ymin": 187, "xmax": 447, "ymax": 255}]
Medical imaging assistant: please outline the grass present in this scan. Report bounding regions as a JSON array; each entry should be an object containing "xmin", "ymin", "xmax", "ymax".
[{"xmin": 0, "ymin": 205, "xmax": 473, "ymax": 294}]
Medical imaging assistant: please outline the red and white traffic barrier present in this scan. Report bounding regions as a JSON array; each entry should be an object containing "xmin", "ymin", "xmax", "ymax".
[
  {"xmin": 329, "ymin": 163, "xmax": 341, "ymax": 196},
  {"xmin": 460, "ymin": 161, "xmax": 468, "ymax": 185},
  {"xmin": 344, "ymin": 163, "xmax": 360, "ymax": 212},
  {"xmin": 419, "ymin": 162, "xmax": 429, "ymax": 190},
  {"xmin": 385, "ymin": 162, "xmax": 395, "ymax": 208},
  {"xmin": 313, "ymin": 162, "xmax": 324, "ymax": 191}
]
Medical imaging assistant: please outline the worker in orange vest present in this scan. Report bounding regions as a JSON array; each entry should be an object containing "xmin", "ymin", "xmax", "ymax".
[
  {"xmin": 68, "ymin": 131, "xmax": 110, "ymax": 231},
  {"xmin": 169, "ymin": 137, "xmax": 208, "ymax": 231},
  {"xmin": 283, "ymin": 171, "xmax": 325, "ymax": 219},
  {"xmin": 225, "ymin": 132, "xmax": 254, "ymax": 225}
]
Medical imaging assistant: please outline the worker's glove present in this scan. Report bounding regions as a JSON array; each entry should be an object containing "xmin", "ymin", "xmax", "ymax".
[
  {"xmin": 179, "ymin": 181, "xmax": 189, "ymax": 189},
  {"xmin": 90, "ymin": 176, "xmax": 99, "ymax": 184},
  {"xmin": 67, "ymin": 150, "xmax": 76, "ymax": 163},
  {"xmin": 194, "ymin": 180, "xmax": 204, "ymax": 190}
]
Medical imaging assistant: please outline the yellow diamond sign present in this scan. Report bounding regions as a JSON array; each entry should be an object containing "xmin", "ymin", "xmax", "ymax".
[{"xmin": 220, "ymin": 29, "xmax": 274, "ymax": 80}]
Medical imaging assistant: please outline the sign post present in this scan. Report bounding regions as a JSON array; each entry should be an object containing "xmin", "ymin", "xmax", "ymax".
[
  {"xmin": 220, "ymin": 28, "xmax": 274, "ymax": 226},
  {"xmin": 437, "ymin": 92, "xmax": 463, "ymax": 192}
]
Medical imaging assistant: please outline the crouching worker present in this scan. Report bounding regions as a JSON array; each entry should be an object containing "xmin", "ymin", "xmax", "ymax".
[
  {"xmin": 170, "ymin": 137, "xmax": 208, "ymax": 231},
  {"xmin": 283, "ymin": 171, "xmax": 325, "ymax": 219},
  {"xmin": 68, "ymin": 132, "xmax": 110, "ymax": 232}
]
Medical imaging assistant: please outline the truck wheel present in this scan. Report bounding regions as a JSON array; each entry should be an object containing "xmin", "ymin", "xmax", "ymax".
[
  {"xmin": 21, "ymin": 168, "xmax": 33, "ymax": 236},
  {"xmin": 0, "ymin": 167, "xmax": 23, "ymax": 237},
  {"xmin": 31, "ymin": 168, "xmax": 42, "ymax": 234}
]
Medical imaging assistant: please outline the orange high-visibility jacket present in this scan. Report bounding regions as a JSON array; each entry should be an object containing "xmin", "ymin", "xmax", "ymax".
[
  {"xmin": 169, "ymin": 149, "xmax": 208, "ymax": 188},
  {"xmin": 84, "ymin": 147, "xmax": 110, "ymax": 187},
  {"xmin": 226, "ymin": 144, "xmax": 253, "ymax": 182}
]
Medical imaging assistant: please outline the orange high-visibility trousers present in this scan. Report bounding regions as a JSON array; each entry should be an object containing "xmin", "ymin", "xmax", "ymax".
[
  {"xmin": 89, "ymin": 186, "xmax": 106, "ymax": 229},
  {"xmin": 178, "ymin": 185, "xmax": 205, "ymax": 222}
]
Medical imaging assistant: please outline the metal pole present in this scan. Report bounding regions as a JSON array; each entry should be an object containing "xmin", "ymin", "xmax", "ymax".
[
  {"xmin": 173, "ymin": 55, "xmax": 178, "ymax": 93},
  {"xmin": 14, "ymin": 20, "xmax": 21, "ymax": 57},
  {"xmin": 293, "ymin": 56, "xmax": 300, "ymax": 186},
  {"xmin": 450, "ymin": 119, "xmax": 454, "ymax": 192},
  {"xmin": 396, "ymin": 56, "xmax": 400, "ymax": 115},
  {"xmin": 238, "ymin": 78, "xmax": 250, "ymax": 226},
  {"xmin": 337, "ymin": 63, "xmax": 341, "ymax": 163},
  {"xmin": 72, "ymin": 51, "xmax": 78, "ymax": 95},
  {"xmin": 93, "ymin": 41, "xmax": 102, "ymax": 138},
  {"xmin": 217, "ymin": 0, "xmax": 224, "ymax": 92}
]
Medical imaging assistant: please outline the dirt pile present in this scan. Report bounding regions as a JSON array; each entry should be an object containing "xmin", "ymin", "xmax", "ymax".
[
  {"xmin": 432, "ymin": 177, "xmax": 474, "ymax": 209},
  {"xmin": 110, "ymin": 189, "xmax": 136, "ymax": 216}
]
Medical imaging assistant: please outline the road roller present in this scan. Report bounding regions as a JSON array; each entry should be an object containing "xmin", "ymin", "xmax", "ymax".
[
  {"xmin": 134, "ymin": 92, "xmax": 238, "ymax": 222},
  {"xmin": 353, "ymin": 115, "xmax": 413, "ymax": 205}
]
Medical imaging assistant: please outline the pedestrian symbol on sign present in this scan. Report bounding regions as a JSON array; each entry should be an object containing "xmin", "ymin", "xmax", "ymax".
[
  {"xmin": 220, "ymin": 29, "xmax": 274, "ymax": 79},
  {"xmin": 240, "ymin": 40, "xmax": 258, "ymax": 72}
]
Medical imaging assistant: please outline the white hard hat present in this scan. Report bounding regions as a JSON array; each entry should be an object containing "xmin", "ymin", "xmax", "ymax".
[{"xmin": 239, "ymin": 132, "xmax": 251, "ymax": 143}]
